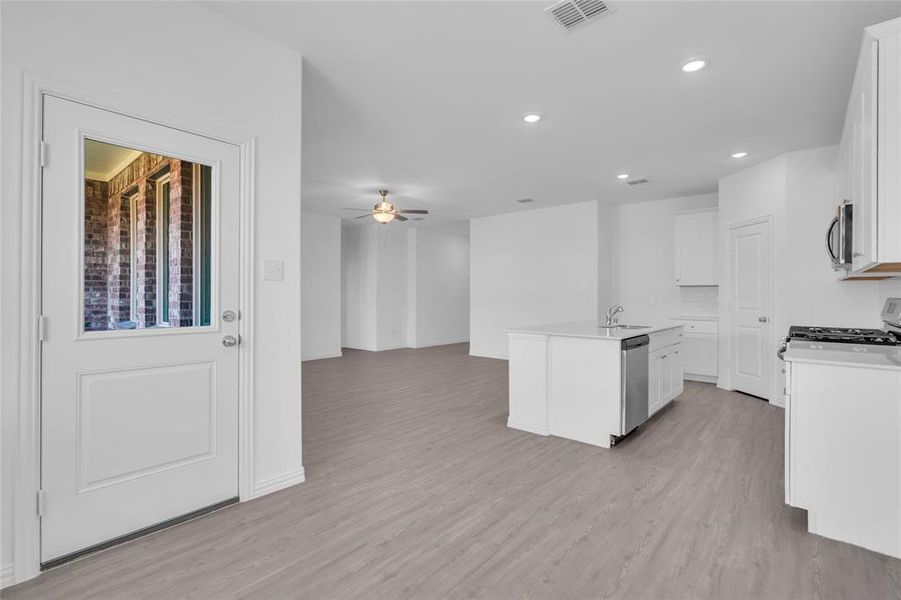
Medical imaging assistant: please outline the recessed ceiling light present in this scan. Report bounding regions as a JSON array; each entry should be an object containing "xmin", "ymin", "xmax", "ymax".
[
  {"xmin": 731, "ymin": 151, "xmax": 748, "ymax": 159},
  {"xmin": 617, "ymin": 173, "xmax": 630, "ymax": 180},
  {"xmin": 523, "ymin": 114, "xmax": 541, "ymax": 123},
  {"xmin": 681, "ymin": 58, "xmax": 707, "ymax": 73}
]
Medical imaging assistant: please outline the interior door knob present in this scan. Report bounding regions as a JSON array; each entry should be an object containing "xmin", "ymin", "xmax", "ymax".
[
  {"xmin": 222, "ymin": 335, "xmax": 239, "ymax": 348},
  {"xmin": 758, "ymin": 316, "xmax": 768, "ymax": 323}
]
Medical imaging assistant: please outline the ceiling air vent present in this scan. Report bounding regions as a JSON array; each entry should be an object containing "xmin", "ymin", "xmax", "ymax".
[
  {"xmin": 515, "ymin": 198, "xmax": 535, "ymax": 204},
  {"xmin": 545, "ymin": 0, "xmax": 615, "ymax": 32},
  {"xmin": 627, "ymin": 178, "xmax": 650, "ymax": 186}
]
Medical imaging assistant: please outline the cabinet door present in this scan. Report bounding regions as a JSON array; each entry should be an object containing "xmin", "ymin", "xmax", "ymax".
[
  {"xmin": 671, "ymin": 345, "xmax": 684, "ymax": 398},
  {"xmin": 852, "ymin": 36, "xmax": 879, "ymax": 272},
  {"xmin": 659, "ymin": 351, "xmax": 674, "ymax": 403},
  {"xmin": 682, "ymin": 333, "xmax": 717, "ymax": 377},
  {"xmin": 675, "ymin": 210, "xmax": 717, "ymax": 286},
  {"xmin": 878, "ymin": 29, "xmax": 901, "ymax": 263},
  {"xmin": 648, "ymin": 349, "xmax": 663, "ymax": 415}
]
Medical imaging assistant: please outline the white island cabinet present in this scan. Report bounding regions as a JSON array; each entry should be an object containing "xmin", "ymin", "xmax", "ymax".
[
  {"xmin": 507, "ymin": 322, "xmax": 683, "ymax": 448},
  {"xmin": 784, "ymin": 344, "xmax": 901, "ymax": 558}
]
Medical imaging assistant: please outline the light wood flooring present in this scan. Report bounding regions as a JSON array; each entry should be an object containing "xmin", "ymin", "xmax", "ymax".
[{"xmin": 5, "ymin": 343, "xmax": 901, "ymax": 599}]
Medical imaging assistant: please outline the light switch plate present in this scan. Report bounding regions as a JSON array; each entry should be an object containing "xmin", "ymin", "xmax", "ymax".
[{"xmin": 263, "ymin": 260, "xmax": 284, "ymax": 281}]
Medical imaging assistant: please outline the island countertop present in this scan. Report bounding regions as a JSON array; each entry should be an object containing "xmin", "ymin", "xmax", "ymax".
[{"xmin": 507, "ymin": 320, "xmax": 683, "ymax": 341}]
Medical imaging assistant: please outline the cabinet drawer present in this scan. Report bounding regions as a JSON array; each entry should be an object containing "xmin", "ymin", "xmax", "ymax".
[
  {"xmin": 671, "ymin": 318, "xmax": 717, "ymax": 335},
  {"xmin": 649, "ymin": 327, "xmax": 683, "ymax": 352}
]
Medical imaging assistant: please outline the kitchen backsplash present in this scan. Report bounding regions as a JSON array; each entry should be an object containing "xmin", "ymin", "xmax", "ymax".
[{"xmin": 677, "ymin": 286, "xmax": 719, "ymax": 316}]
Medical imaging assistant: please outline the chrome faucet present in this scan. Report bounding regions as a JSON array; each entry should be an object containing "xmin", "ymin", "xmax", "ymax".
[{"xmin": 605, "ymin": 304, "xmax": 624, "ymax": 327}]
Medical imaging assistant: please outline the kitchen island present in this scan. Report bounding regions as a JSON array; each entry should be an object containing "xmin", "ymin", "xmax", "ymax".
[{"xmin": 507, "ymin": 321, "xmax": 684, "ymax": 448}]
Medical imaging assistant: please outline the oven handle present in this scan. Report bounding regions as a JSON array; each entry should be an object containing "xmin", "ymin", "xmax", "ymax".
[{"xmin": 777, "ymin": 336, "xmax": 790, "ymax": 361}]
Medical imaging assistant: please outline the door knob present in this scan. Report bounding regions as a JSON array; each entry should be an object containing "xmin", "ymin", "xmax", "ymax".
[
  {"xmin": 758, "ymin": 316, "xmax": 768, "ymax": 323},
  {"xmin": 222, "ymin": 335, "xmax": 239, "ymax": 348},
  {"xmin": 222, "ymin": 310, "xmax": 237, "ymax": 323}
]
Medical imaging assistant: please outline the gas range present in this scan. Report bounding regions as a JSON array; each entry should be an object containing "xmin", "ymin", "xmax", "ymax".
[
  {"xmin": 778, "ymin": 298, "xmax": 901, "ymax": 360},
  {"xmin": 787, "ymin": 326, "xmax": 899, "ymax": 346}
]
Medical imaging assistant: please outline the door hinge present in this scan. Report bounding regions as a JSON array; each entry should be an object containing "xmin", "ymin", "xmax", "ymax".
[
  {"xmin": 36, "ymin": 489, "xmax": 46, "ymax": 517},
  {"xmin": 40, "ymin": 141, "xmax": 48, "ymax": 168},
  {"xmin": 37, "ymin": 315, "xmax": 46, "ymax": 342}
]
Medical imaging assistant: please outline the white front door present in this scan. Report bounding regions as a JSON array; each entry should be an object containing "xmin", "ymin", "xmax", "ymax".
[
  {"xmin": 41, "ymin": 95, "xmax": 241, "ymax": 564},
  {"xmin": 728, "ymin": 219, "xmax": 773, "ymax": 400}
]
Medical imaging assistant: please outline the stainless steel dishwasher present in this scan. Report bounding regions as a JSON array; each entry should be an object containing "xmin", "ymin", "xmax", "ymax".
[{"xmin": 619, "ymin": 335, "xmax": 650, "ymax": 440}]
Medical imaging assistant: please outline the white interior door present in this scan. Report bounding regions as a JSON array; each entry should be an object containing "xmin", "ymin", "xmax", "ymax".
[
  {"xmin": 41, "ymin": 95, "xmax": 240, "ymax": 564},
  {"xmin": 728, "ymin": 219, "xmax": 773, "ymax": 400}
]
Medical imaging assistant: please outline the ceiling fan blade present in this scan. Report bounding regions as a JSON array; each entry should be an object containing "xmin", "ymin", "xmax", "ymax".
[
  {"xmin": 397, "ymin": 209, "xmax": 429, "ymax": 214},
  {"xmin": 393, "ymin": 214, "xmax": 408, "ymax": 221},
  {"xmin": 355, "ymin": 214, "xmax": 375, "ymax": 219},
  {"xmin": 342, "ymin": 207, "xmax": 373, "ymax": 211}
]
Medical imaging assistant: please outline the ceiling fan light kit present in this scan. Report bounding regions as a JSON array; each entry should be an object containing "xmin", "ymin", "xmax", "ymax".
[{"xmin": 344, "ymin": 189, "xmax": 429, "ymax": 224}]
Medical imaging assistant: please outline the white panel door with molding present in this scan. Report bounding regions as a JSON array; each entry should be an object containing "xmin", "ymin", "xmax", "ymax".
[
  {"xmin": 728, "ymin": 219, "xmax": 773, "ymax": 400},
  {"xmin": 41, "ymin": 96, "xmax": 241, "ymax": 564}
]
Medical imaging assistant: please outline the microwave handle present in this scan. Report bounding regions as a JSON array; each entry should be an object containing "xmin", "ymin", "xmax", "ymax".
[{"xmin": 826, "ymin": 216, "xmax": 839, "ymax": 262}]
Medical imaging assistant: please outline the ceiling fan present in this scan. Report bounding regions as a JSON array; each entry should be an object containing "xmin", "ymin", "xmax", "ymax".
[{"xmin": 342, "ymin": 190, "xmax": 428, "ymax": 224}]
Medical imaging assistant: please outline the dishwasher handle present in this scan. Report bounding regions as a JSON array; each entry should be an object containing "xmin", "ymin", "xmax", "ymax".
[{"xmin": 621, "ymin": 335, "xmax": 650, "ymax": 350}]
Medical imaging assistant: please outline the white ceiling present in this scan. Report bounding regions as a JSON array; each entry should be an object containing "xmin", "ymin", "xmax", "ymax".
[
  {"xmin": 210, "ymin": 1, "xmax": 901, "ymax": 224},
  {"xmin": 84, "ymin": 139, "xmax": 142, "ymax": 182}
]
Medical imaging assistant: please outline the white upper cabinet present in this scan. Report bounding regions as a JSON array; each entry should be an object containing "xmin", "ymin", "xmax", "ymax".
[
  {"xmin": 674, "ymin": 208, "xmax": 718, "ymax": 286},
  {"xmin": 839, "ymin": 18, "xmax": 901, "ymax": 277}
]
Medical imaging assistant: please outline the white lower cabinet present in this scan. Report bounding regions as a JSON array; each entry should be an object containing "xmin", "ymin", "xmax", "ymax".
[
  {"xmin": 784, "ymin": 355, "xmax": 901, "ymax": 558},
  {"xmin": 648, "ymin": 334, "xmax": 684, "ymax": 416},
  {"xmin": 670, "ymin": 317, "xmax": 718, "ymax": 381},
  {"xmin": 671, "ymin": 345, "xmax": 684, "ymax": 397}
]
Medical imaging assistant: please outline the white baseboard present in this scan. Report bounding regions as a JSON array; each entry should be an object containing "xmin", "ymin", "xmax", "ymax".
[
  {"xmin": 301, "ymin": 350, "xmax": 343, "ymax": 362},
  {"xmin": 375, "ymin": 344, "xmax": 408, "ymax": 351},
  {"xmin": 1, "ymin": 563, "xmax": 15, "ymax": 589},
  {"xmin": 252, "ymin": 467, "xmax": 306, "ymax": 498},
  {"xmin": 470, "ymin": 350, "xmax": 508, "ymax": 360},
  {"xmin": 507, "ymin": 417, "xmax": 549, "ymax": 436},
  {"xmin": 685, "ymin": 374, "xmax": 718, "ymax": 384},
  {"xmin": 412, "ymin": 338, "xmax": 470, "ymax": 349}
]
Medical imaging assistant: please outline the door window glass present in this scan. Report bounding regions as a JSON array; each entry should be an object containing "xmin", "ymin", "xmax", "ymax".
[{"xmin": 83, "ymin": 139, "xmax": 213, "ymax": 332}]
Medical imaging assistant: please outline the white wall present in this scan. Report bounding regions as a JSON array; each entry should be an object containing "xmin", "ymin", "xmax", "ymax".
[
  {"xmin": 881, "ymin": 280, "xmax": 901, "ymax": 309},
  {"xmin": 597, "ymin": 201, "xmax": 614, "ymax": 324},
  {"xmin": 375, "ymin": 226, "xmax": 409, "ymax": 350},
  {"xmin": 409, "ymin": 227, "xmax": 470, "ymax": 348},
  {"xmin": 1, "ymin": 2, "xmax": 303, "ymax": 585},
  {"xmin": 470, "ymin": 201, "xmax": 602, "ymax": 359},
  {"xmin": 718, "ymin": 146, "xmax": 884, "ymax": 405},
  {"xmin": 611, "ymin": 193, "xmax": 719, "ymax": 325},
  {"xmin": 302, "ymin": 213, "xmax": 342, "ymax": 360},
  {"xmin": 341, "ymin": 225, "xmax": 377, "ymax": 350},
  {"xmin": 343, "ymin": 223, "xmax": 469, "ymax": 351}
]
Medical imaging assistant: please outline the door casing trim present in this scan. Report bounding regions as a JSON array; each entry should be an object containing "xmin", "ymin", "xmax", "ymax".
[
  {"xmin": 721, "ymin": 214, "xmax": 776, "ymax": 403},
  {"xmin": 13, "ymin": 72, "xmax": 257, "ymax": 585}
]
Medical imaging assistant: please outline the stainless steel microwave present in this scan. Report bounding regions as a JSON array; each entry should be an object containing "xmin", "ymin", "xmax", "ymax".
[{"xmin": 826, "ymin": 201, "xmax": 853, "ymax": 271}]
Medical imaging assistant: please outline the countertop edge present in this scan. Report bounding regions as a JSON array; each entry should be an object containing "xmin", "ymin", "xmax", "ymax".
[
  {"xmin": 506, "ymin": 323, "xmax": 683, "ymax": 340},
  {"xmin": 784, "ymin": 354, "xmax": 901, "ymax": 372}
]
